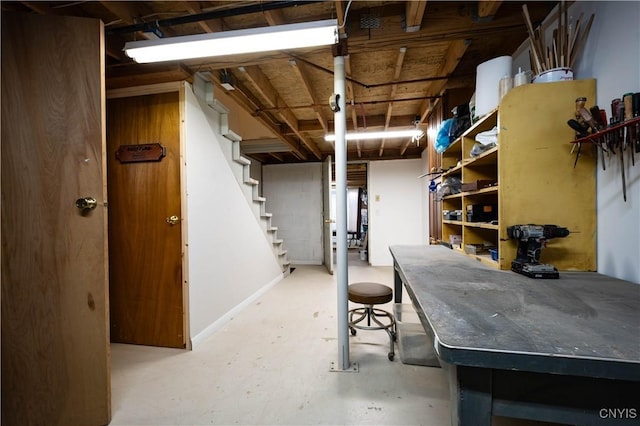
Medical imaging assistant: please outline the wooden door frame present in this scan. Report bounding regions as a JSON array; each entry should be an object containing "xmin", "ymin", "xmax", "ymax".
[
  {"xmin": 322, "ymin": 155, "xmax": 334, "ymax": 274},
  {"xmin": 107, "ymin": 82, "xmax": 191, "ymax": 349}
]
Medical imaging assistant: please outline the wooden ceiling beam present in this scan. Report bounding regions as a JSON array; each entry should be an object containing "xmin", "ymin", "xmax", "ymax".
[
  {"xmin": 269, "ymin": 152, "xmax": 285, "ymax": 162},
  {"xmin": 407, "ymin": 38, "xmax": 468, "ymax": 155},
  {"xmin": 239, "ymin": 66, "xmax": 322, "ymax": 159},
  {"xmin": 346, "ymin": 6, "xmax": 529, "ymax": 51},
  {"xmin": 417, "ymin": 39, "xmax": 469, "ymax": 125},
  {"xmin": 405, "ymin": 1, "xmax": 427, "ymax": 32},
  {"xmin": 263, "ymin": 9, "xmax": 286, "ymax": 26},
  {"xmin": 222, "ymin": 80, "xmax": 309, "ymax": 161},
  {"xmin": 218, "ymin": 73, "xmax": 309, "ymax": 161},
  {"xmin": 300, "ymin": 114, "xmax": 420, "ymax": 133},
  {"xmin": 477, "ymin": 1, "xmax": 503, "ymax": 19},
  {"xmin": 99, "ymin": 1, "xmax": 155, "ymax": 41},
  {"xmin": 290, "ymin": 59, "xmax": 329, "ymax": 133},
  {"xmin": 259, "ymin": 8, "xmax": 325, "ymax": 159},
  {"xmin": 20, "ymin": 2, "xmax": 52, "ymax": 14},
  {"xmin": 180, "ymin": 1, "xmax": 221, "ymax": 33},
  {"xmin": 380, "ymin": 47, "xmax": 407, "ymax": 157}
]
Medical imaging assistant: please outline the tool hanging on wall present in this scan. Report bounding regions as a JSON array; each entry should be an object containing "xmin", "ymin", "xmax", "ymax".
[
  {"xmin": 417, "ymin": 168, "xmax": 443, "ymax": 193},
  {"xmin": 568, "ymin": 97, "xmax": 606, "ymax": 169},
  {"xmin": 568, "ymin": 94, "xmax": 640, "ymax": 202}
]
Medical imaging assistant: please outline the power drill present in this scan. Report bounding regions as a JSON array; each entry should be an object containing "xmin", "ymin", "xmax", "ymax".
[{"xmin": 507, "ymin": 224, "xmax": 570, "ymax": 279}]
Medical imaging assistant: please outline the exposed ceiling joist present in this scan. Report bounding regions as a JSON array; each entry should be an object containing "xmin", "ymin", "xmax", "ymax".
[
  {"xmin": 478, "ymin": 1, "xmax": 503, "ymax": 19},
  {"xmin": 239, "ymin": 65, "xmax": 322, "ymax": 159},
  {"xmin": 17, "ymin": 0, "xmax": 556, "ymax": 164},
  {"xmin": 405, "ymin": 0, "xmax": 427, "ymax": 32},
  {"xmin": 380, "ymin": 47, "xmax": 408, "ymax": 157},
  {"xmin": 181, "ymin": 1, "xmax": 220, "ymax": 33},
  {"xmin": 290, "ymin": 60, "xmax": 329, "ymax": 132}
]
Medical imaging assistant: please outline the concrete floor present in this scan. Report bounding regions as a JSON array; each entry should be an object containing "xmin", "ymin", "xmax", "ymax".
[
  {"xmin": 110, "ymin": 255, "xmax": 452, "ymax": 425},
  {"xmin": 109, "ymin": 252, "xmax": 558, "ymax": 425}
]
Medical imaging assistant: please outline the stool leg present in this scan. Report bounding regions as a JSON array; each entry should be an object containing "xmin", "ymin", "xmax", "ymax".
[
  {"xmin": 370, "ymin": 308, "xmax": 396, "ymax": 361},
  {"xmin": 348, "ymin": 305, "xmax": 396, "ymax": 361}
]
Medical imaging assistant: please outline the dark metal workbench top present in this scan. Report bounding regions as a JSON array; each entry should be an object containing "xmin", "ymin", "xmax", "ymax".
[{"xmin": 390, "ymin": 245, "xmax": 640, "ymax": 380}]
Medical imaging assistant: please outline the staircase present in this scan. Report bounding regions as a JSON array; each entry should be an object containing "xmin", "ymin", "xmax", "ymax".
[
  {"xmin": 226, "ymin": 129, "xmax": 291, "ymax": 276},
  {"xmin": 192, "ymin": 73, "xmax": 291, "ymax": 275}
]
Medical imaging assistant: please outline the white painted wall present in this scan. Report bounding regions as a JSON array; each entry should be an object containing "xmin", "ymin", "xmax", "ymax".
[
  {"xmin": 513, "ymin": 1, "xmax": 640, "ymax": 283},
  {"xmin": 368, "ymin": 159, "xmax": 426, "ymax": 266},
  {"xmin": 262, "ymin": 162, "xmax": 324, "ymax": 265},
  {"xmin": 421, "ymin": 148, "xmax": 431, "ymax": 243},
  {"xmin": 183, "ymin": 84, "xmax": 283, "ymax": 346}
]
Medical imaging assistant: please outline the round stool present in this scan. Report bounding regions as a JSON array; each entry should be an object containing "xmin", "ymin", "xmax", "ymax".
[{"xmin": 348, "ymin": 282, "xmax": 397, "ymax": 361}]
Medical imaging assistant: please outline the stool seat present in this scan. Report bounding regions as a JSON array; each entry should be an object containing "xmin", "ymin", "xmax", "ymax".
[{"xmin": 348, "ymin": 282, "xmax": 393, "ymax": 305}]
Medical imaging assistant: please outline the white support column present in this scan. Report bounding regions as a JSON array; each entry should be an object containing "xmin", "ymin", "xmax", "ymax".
[{"xmin": 333, "ymin": 55, "xmax": 351, "ymax": 371}]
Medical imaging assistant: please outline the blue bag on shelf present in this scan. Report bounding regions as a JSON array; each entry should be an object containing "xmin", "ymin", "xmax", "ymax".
[{"xmin": 435, "ymin": 118, "xmax": 454, "ymax": 153}]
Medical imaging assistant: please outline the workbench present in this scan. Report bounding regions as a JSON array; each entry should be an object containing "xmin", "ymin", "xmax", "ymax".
[{"xmin": 390, "ymin": 245, "xmax": 640, "ymax": 425}]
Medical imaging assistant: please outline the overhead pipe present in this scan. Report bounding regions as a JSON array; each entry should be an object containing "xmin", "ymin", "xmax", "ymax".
[
  {"xmin": 106, "ymin": 0, "xmax": 325, "ymax": 35},
  {"xmin": 288, "ymin": 53, "xmax": 473, "ymax": 88},
  {"xmin": 256, "ymin": 95, "xmax": 443, "ymax": 113}
]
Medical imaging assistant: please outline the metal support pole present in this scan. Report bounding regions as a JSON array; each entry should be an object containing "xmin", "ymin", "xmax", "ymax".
[{"xmin": 334, "ymin": 55, "xmax": 350, "ymax": 370}]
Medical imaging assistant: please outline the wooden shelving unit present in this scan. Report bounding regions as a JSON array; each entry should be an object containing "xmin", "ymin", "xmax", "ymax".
[{"xmin": 441, "ymin": 79, "xmax": 597, "ymax": 271}]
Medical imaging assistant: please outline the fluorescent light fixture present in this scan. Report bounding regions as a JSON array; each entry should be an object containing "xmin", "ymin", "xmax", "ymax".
[
  {"xmin": 124, "ymin": 19, "xmax": 339, "ymax": 63},
  {"xmin": 324, "ymin": 129, "xmax": 424, "ymax": 142}
]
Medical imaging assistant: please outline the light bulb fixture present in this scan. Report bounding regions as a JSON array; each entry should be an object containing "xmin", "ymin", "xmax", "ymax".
[
  {"xmin": 324, "ymin": 129, "xmax": 424, "ymax": 142},
  {"xmin": 124, "ymin": 19, "xmax": 339, "ymax": 63}
]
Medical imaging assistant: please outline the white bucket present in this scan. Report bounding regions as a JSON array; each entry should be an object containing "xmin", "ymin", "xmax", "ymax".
[
  {"xmin": 532, "ymin": 67, "xmax": 573, "ymax": 83},
  {"xmin": 475, "ymin": 56, "xmax": 512, "ymax": 116}
]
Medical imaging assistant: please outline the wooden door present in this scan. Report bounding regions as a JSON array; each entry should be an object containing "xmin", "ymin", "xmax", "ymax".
[
  {"xmin": 1, "ymin": 13, "xmax": 110, "ymax": 425},
  {"xmin": 107, "ymin": 92, "xmax": 185, "ymax": 348}
]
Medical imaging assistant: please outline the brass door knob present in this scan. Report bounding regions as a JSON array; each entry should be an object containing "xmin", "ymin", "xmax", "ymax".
[
  {"xmin": 76, "ymin": 197, "xmax": 97, "ymax": 210},
  {"xmin": 166, "ymin": 215, "xmax": 179, "ymax": 225}
]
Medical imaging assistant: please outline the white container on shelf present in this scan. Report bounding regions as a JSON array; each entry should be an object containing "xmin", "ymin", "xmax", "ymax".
[
  {"xmin": 475, "ymin": 55, "xmax": 512, "ymax": 117},
  {"xmin": 532, "ymin": 67, "xmax": 573, "ymax": 83},
  {"xmin": 514, "ymin": 68, "xmax": 532, "ymax": 87}
]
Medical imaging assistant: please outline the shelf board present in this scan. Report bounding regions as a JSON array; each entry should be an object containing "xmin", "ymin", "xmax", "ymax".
[
  {"xmin": 461, "ymin": 186, "xmax": 499, "ymax": 196},
  {"xmin": 472, "ymin": 253, "xmax": 499, "ymax": 268},
  {"xmin": 443, "ymin": 219, "xmax": 463, "ymax": 226},
  {"xmin": 442, "ymin": 164, "xmax": 462, "ymax": 177},
  {"xmin": 464, "ymin": 222, "xmax": 499, "ymax": 230},
  {"xmin": 442, "ymin": 137, "xmax": 462, "ymax": 159},
  {"xmin": 442, "ymin": 192, "xmax": 463, "ymax": 200},
  {"xmin": 464, "ymin": 108, "xmax": 498, "ymax": 138},
  {"xmin": 450, "ymin": 249, "xmax": 499, "ymax": 268},
  {"xmin": 464, "ymin": 146, "xmax": 498, "ymax": 166}
]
